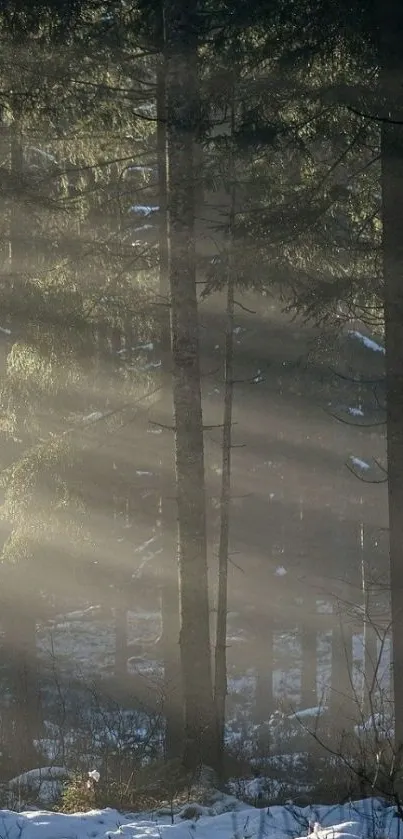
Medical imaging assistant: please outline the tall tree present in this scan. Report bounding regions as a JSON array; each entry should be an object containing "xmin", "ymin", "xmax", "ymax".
[
  {"xmin": 164, "ymin": 0, "xmax": 217, "ymax": 768},
  {"xmin": 214, "ymin": 90, "xmax": 236, "ymax": 769},
  {"xmin": 380, "ymin": 0, "xmax": 403, "ymax": 758},
  {"xmin": 156, "ymin": 55, "xmax": 183, "ymax": 759}
]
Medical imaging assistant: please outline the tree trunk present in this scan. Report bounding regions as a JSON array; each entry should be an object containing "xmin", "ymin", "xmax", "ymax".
[
  {"xmin": 330, "ymin": 599, "xmax": 355, "ymax": 729},
  {"xmin": 359, "ymin": 520, "xmax": 379, "ymax": 717},
  {"xmin": 157, "ymin": 58, "xmax": 183, "ymax": 759},
  {"xmin": 214, "ymin": 273, "xmax": 234, "ymax": 769},
  {"xmin": 115, "ymin": 605, "xmax": 128, "ymax": 683},
  {"xmin": 7, "ymin": 126, "xmax": 41, "ymax": 770},
  {"xmin": 159, "ymin": 568, "xmax": 183, "ymax": 758},
  {"xmin": 164, "ymin": 0, "xmax": 217, "ymax": 769},
  {"xmin": 214, "ymin": 96, "xmax": 237, "ymax": 771},
  {"xmin": 7, "ymin": 607, "xmax": 40, "ymax": 771},
  {"xmin": 300, "ymin": 615, "xmax": 317, "ymax": 710},
  {"xmin": 380, "ymin": 0, "xmax": 403, "ymax": 758},
  {"xmin": 9, "ymin": 123, "xmax": 23, "ymax": 282},
  {"xmin": 254, "ymin": 624, "xmax": 274, "ymax": 748}
]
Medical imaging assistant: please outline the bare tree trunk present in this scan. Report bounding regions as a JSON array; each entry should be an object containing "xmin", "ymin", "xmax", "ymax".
[
  {"xmin": 330, "ymin": 599, "xmax": 354, "ymax": 728},
  {"xmin": 214, "ymin": 271, "xmax": 234, "ymax": 767},
  {"xmin": 9, "ymin": 123, "xmax": 23, "ymax": 283},
  {"xmin": 15, "ymin": 613, "xmax": 39, "ymax": 769},
  {"xmin": 156, "ymin": 58, "xmax": 183, "ymax": 760},
  {"xmin": 111, "ymin": 328, "xmax": 130, "ymax": 686},
  {"xmin": 254, "ymin": 623, "xmax": 274, "ymax": 750},
  {"xmin": 115, "ymin": 605, "xmax": 128, "ymax": 682},
  {"xmin": 4, "ymin": 602, "xmax": 40, "ymax": 771},
  {"xmin": 6, "ymin": 126, "xmax": 41, "ymax": 769},
  {"xmin": 381, "ymin": 1, "xmax": 403, "ymax": 754},
  {"xmin": 214, "ymin": 96, "xmax": 237, "ymax": 772},
  {"xmin": 300, "ymin": 615, "xmax": 317, "ymax": 709},
  {"xmin": 165, "ymin": 0, "xmax": 217, "ymax": 769},
  {"xmin": 358, "ymin": 519, "xmax": 379, "ymax": 717}
]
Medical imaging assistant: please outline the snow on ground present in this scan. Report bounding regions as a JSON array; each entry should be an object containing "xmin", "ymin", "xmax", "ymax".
[{"xmin": 0, "ymin": 798, "xmax": 400, "ymax": 839}]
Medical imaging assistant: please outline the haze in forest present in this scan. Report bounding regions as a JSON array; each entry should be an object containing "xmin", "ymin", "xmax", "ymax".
[{"xmin": 0, "ymin": 0, "xmax": 400, "ymax": 811}]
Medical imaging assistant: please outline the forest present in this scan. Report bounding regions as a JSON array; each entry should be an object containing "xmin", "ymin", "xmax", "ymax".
[{"xmin": 0, "ymin": 0, "xmax": 401, "ymax": 830}]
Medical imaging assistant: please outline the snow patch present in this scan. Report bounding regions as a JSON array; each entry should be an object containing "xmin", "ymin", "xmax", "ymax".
[
  {"xmin": 350, "ymin": 456, "xmax": 370, "ymax": 471},
  {"xmin": 287, "ymin": 705, "xmax": 327, "ymax": 720},
  {"xmin": 348, "ymin": 330, "xmax": 385, "ymax": 354},
  {"xmin": 347, "ymin": 407, "xmax": 364, "ymax": 417},
  {"xmin": 129, "ymin": 205, "xmax": 159, "ymax": 216}
]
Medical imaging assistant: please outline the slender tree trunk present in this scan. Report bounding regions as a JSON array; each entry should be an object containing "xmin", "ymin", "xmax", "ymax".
[
  {"xmin": 157, "ymin": 62, "xmax": 169, "ymax": 306},
  {"xmin": 6, "ymin": 604, "xmax": 39, "ymax": 771},
  {"xmin": 214, "ymin": 272, "xmax": 234, "ymax": 767},
  {"xmin": 7, "ymin": 125, "xmax": 40, "ymax": 768},
  {"xmin": 9, "ymin": 122, "xmax": 23, "ymax": 282},
  {"xmin": 115, "ymin": 605, "xmax": 128, "ymax": 682},
  {"xmin": 381, "ymin": 0, "xmax": 403, "ymax": 755},
  {"xmin": 156, "ymin": 58, "xmax": 183, "ymax": 759},
  {"xmin": 111, "ymin": 330, "xmax": 130, "ymax": 685},
  {"xmin": 165, "ymin": 0, "xmax": 217, "ymax": 769},
  {"xmin": 359, "ymin": 519, "xmax": 379, "ymax": 717},
  {"xmin": 254, "ymin": 623, "xmax": 274, "ymax": 749},
  {"xmin": 300, "ymin": 614, "xmax": 317, "ymax": 709},
  {"xmin": 15, "ymin": 614, "xmax": 39, "ymax": 768},
  {"xmin": 330, "ymin": 598, "xmax": 354, "ymax": 728},
  {"xmin": 214, "ymin": 97, "xmax": 237, "ymax": 771}
]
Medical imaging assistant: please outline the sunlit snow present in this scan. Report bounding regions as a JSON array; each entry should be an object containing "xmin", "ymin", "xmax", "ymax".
[
  {"xmin": 129, "ymin": 205, "xmax": 160, "ymax": 216},
  {"xmin": 0, "ymin": 798, "xmax": 401, "ymax": 839},
  {"xmin": 348, "ymin": 330, "xmax": 385, "ymax": 354},
  {"xmin": 350, "ymin": 456, "xmax": 370, "ymax": 471}
]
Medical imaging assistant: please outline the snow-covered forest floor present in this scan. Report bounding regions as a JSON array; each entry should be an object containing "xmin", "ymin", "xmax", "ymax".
[{"xmin": 0, "ymin": 796, "xmax": 400, "ymax": 839}]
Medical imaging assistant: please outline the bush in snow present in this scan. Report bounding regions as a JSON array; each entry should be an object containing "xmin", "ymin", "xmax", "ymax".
[
  {"xmin": 61, "ymin": 771, "xmax": 98, "ymax": 812},
  {"xmin": 6, "ymin": 766, "xmax": 72, "ymax": 811}
]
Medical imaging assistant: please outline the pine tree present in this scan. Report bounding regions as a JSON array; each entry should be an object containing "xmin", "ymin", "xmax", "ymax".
[{"xmin": 164, "ymin": 0, "xmax": 217, "ymax": 769}]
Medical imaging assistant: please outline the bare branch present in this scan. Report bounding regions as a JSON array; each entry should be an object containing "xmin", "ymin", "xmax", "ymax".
[
  {"xmin": 329, "ymin": 365, "xmax": 384, "ymax": 386},
  {"xmin": 324, "ymin": 406, "xmax": 386, "ymax": 428},
  {"xmin": 346, "ymin": 461, "xmax": 388, "ymax": 484},
  {"xmin": 234, "ymin": 299, "xmax": 256, "ymax": 314},
  {"xmin": 149, "ymin": 420, "xmax": 175, "ymax": 431}
]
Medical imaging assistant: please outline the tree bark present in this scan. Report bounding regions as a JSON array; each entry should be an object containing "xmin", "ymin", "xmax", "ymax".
[
  {"xmin": 380, "ymin": 0, "xmax": 403, "ymax": 756},
  {"xmin": 164, "ymin": 0, "xmax": 217, "ymax": 769},
  {"xmin": 214, "ymin": 269, "xmax": 234, "ymax": 768},
  {"xmin": 9, "ymin": 122, "xmax": 23, "ymax": 281},
  {"xmin": 214, "ymin": 96, "xmax": 237, "ymax": 771},
  {"xmin": 156, "ymin": 58, "xmax": 183, "ymax": 760}
]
